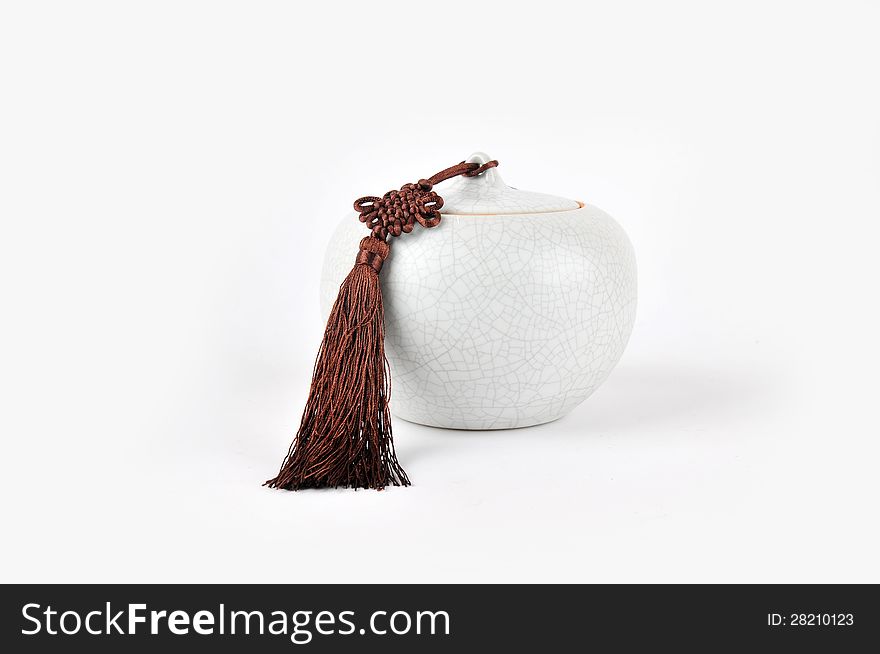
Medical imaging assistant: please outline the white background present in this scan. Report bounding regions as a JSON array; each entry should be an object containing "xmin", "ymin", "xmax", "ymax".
[{"xmin": 1, "ymin": 1, "xmax": 878, "ymax": 583}]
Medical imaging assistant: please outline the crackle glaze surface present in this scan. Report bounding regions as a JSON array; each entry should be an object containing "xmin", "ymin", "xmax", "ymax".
[{"xmin": 320, "ymin": 199, "xmax": 638, "ymax": 430}]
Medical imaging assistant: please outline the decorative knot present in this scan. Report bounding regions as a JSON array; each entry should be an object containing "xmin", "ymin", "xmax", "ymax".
[
  {"xmin": 354, "ymin": 181, "xmax": 444, "ymax": 241},
  {"xmin": 355, "ymin": 236, "xmax": 390, "ymax": 273}
]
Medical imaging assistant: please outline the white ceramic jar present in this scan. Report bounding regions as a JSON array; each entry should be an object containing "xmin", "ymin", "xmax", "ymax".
[{"xmin": 321, "ymin": 153, "xmax": 637, "ymax": 429}]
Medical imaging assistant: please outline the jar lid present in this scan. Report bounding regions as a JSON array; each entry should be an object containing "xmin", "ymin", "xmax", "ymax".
[{"xmin": 440, "ymin": 152, "xmax": 580, "ymax": 215}]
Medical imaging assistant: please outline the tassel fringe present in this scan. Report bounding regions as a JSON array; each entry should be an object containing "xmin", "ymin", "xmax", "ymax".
[{"xmin": 265, "ymin": 237, "xmax": 409, "ymax": 490}]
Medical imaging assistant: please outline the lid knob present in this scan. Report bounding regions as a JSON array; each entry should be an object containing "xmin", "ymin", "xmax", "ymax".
[
  {"xmin": 464, "ymin": 151, "xmax": 503, "ymax": 188},
  {"xmin": 440, "ymin": 152, "xmax": 579, "ymax": 214}
]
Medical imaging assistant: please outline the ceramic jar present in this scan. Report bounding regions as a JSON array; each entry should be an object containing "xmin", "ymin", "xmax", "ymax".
[{"xmin": 321, "ymin": 153, "xmax": 637, "ymax": 429}]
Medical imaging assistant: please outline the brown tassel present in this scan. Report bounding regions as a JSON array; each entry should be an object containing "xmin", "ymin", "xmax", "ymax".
[
  {"xmin": 266, "ymin": 159, "xmax": 498, "ymax": 490},
  {"xmin": 265, "ymin": 237, "xmax": 405, "ymax": 490}
]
